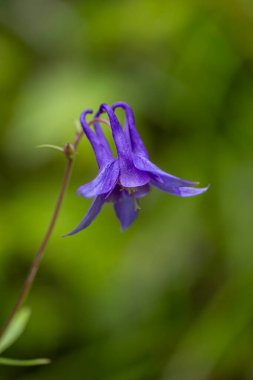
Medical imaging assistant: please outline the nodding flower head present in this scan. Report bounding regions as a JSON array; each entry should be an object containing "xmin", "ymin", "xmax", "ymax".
[{"xmin": 66, "ymin": 102, "xmax": 208, "ymax": 234}]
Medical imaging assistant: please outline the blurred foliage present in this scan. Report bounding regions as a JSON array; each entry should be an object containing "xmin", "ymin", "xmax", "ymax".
[{"xmin": 0, "ymin": 0, "xmax": 253, "ymax": 379}]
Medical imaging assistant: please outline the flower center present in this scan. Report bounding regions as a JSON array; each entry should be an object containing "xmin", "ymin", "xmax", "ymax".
[
  {"xmin": 127, "ymin": 188, "xmax": 141, "ymax": 211},
  {"xmin": 118, "ymin": 185, "xmax": 141, "ymax": 211}
]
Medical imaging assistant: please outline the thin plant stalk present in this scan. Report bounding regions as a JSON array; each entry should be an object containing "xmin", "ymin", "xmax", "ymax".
[{"xmin": 0, "ymin": 117, "xmax": 109, "ymax": 339}]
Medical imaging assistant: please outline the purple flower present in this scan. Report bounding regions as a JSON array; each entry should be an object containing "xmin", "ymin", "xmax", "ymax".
[{"xmin": 67, "ymin": 102, "xmax": 208, "ymax": 234}]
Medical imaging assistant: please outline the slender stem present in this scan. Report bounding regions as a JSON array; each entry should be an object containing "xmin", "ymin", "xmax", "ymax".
[
  {"xmin": 0, "ymin": 117, "xmax": 109, "ymax": 339},
  {"xmin": 0, "ymin": 159, "xmax": 73, "ymax": 338}
]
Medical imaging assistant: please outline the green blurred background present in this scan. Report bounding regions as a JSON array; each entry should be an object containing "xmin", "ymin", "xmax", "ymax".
[{"xmin": 0, "ymin": 0, "xmax": 253, "ymax": 379}]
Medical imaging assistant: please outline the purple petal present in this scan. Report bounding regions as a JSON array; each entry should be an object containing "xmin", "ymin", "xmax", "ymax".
[
  {"xmin": 134, "ymin": 184, "xmax": 150, "ymax": 198},
  {"xmin": 77, "ymin": 160, "xmax": 119, "ymax": 198},
  {"xmin": 104, "ymin": 185, "xmax": 122, "ymax": 203},
  {"xmin": 96, "ymin": 104, "xmax": 150, "ymax": 188},
  {"xmin": 119, "ymin": 162, "xmax": 150, "ymax": 188},
  {"xmin": 64, "ymin": 195, "xmax": 105, "ymax": 236},
  {"xmin": 95, "ymin": 104, "xmax": 131, "ymax": 156},
  {"xmin": 152, "ymin": 179, "xmax": 209, "ymax": 197},
  {"xmin": 133, "ymin": 155, "xmax": 199, "ymax": 187},
  {"xmin": 112, "ymin": 102, "xmax": 149, "ymax": 158},
  {"xmin": 93, "ymin": 119, "xmax": 112, "ymax": 155},
  {"xmin": 80, "ymin": 110, "xmax": 114, "ymax": 168},
  {"xmin": 114, "ymin": 191, "xmax": 138, "ymax": 230}
]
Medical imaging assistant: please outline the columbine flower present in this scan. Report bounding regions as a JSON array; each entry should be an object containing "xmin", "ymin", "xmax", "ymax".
[{"xmin": 67, "ymin": 102, "xmax": 208, "ymax": 235}]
